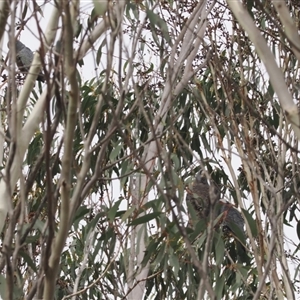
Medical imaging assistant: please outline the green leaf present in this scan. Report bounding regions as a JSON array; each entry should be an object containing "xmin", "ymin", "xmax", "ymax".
[
  {"xmin": 96, "ymin": 45, "xmax": 102, "ymax": 66},
  {"xmin": 73, "ymin": 205, "xmax": 90, "ymax": 230},
  {"xmin": 242, "ymin": 209, "xmax": 258, "ymax": 237},
  {"xmin": 154, "ymin": 242, "xmax": 166, "ymax": 266},
  {"xmin": 141, "ymin": 238, "xmax": 161, "ymax": 267},
  {"xmin": 27, "ymin": 132, "xmax": 43, "ymax": 165},
  {"xmin": 215, "ymin": 233, "xmax": 225, "ymax": 266},
  {"xmin": 215, "ymin": 274, "xmax": 225, "ymax": 300},
  {"xmin": 91, "ymin": 240, "xmax": 103, "ymax": 261},
  {"xmin": 169, "ymin": 250, "xmax": 180, "ymax": 278},
  {"xmin": 231, "ymin": 271, "xmax": 242, "ymax": 293},
  {"xmin": 171, "ymin": 153, "xmax": 180, "ymax": 171},
  {"xmin": 190, "ymin": 218, "xmax": 207, "ymax": 241},
  {"xmin": 121, "ymin": 206, "xmax": 135, "ymax": 222},
  {"xmin": 0, "ymin": 274, "xmax": 6, "ymax": 299},
  {"xmin": 246, "ymin": 0, "xmax": 254, "ymax": 18},
  {"xmin": 120, "ymin": 160, "xmax": 133, "ymax": 188},
  {"xmin": 109, "ymin": 143, "xmax": 123, "ymax": 161},
  {"xmin": 24, "ymin": 234, "xmax": 40, "ymax": 245},
  {"xmin": 108, "ymin": 199, "xmax": 122, "ymax": 221},
  {"xmin": 146, "ymin": 9, "xmax": 172, "ymax": 45},
  {"xmin": 93, "ymin": 0, "xmax": 108, "ymax": 16},
  {"xmin": 33, "ymin": 219, "xmax": 46, "ymax": 233},
  {"xmin": 194, "ymin": 229, "xmax": 207, "ymax": 248},
  {"xmin": 19, "ymin": 250, "xmax": 37, "ymax": 272},
  {"xmin": 129, "ymin": 212, "xmax": 161, "ymax": 226},
  {"xmin": 126, "ymin": 3, "xmax": 139, "ymax": 20}
]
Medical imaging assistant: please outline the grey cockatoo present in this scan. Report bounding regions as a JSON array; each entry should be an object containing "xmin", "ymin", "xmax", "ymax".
[
  {"xmin": 186, "ymin": 169, "xmax": 246, "ymax": 242},
  {"xmin": 186, "ymin": 170, "xmax": 221, "ymax": 220},
  {"xmin": 12, "ymin": 40, "xmax": 45, "ymax": 82}
]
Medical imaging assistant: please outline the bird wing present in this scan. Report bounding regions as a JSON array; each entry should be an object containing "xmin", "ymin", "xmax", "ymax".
[
  {"xmin": 16, "ymin": 47, "xmax": 34, "ymax": 72},
  {"xmin": 219, "ymin": 202, "xmax": 245, "ymax": 240},
  {"xmin": 186, "ymin": 187, "xmax": 204, "ymax": 217},
  {"xmin": 16, "ymin": 47, "xmax": 45, "ymax": 82}
]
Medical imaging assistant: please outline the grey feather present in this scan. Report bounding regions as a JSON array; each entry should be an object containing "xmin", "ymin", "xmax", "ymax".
[
  {"xmin": 187, "ymin": 169, "xmax": 245, "ymax": 239},
  {"xmin": 218, "ymin": 201, "xmax": 246, "ymax": 240},
  {"xmin": 186, "ymin": 169, "xmax": 220, "ymax": 219},
  {"xmin": 14, "ymin": 40, "xmax": 45, "ymax": 82}
]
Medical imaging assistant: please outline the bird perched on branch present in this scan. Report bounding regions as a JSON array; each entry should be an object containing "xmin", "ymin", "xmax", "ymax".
[
  {"xmin": 186, "ymin": 169, "xmax": 246, "ymax": 242},
  {"xmin": 11, "ymin": 40, "xmax": 45, "ymax": 82},
  {"xmin": 186, "ymin": 170, "xmax": 220, "ymax": 220}
]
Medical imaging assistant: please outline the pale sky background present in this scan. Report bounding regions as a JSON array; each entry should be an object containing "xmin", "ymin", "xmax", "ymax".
[{"xmin": 4, "ymin": 1, "xmax": 102, "ymax": 80}]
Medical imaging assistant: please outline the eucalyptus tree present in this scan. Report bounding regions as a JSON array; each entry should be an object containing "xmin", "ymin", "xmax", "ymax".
[{"xmin": 0, "ymin": 0, "xmax": 299, "ymax": 299}]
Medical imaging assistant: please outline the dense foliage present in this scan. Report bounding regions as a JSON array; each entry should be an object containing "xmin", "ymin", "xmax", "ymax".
[{"xmin": 0, "ymin": 0, "xmax": 299, "ymax": 299}]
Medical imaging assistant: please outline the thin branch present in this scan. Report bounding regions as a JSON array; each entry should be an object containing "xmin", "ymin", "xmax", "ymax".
[{"xmin": 226, "ymin": 0, "xmax": 300, "ymax": 139}]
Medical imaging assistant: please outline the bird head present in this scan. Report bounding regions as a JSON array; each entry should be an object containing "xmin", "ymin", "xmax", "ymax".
[
  {"xmin": 195, "ymin": 169, "xmax": 208, "ymax": 185},
  {"xmin": 15, "ymin": 40, "xmax": 25, "ymax": 52}
]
